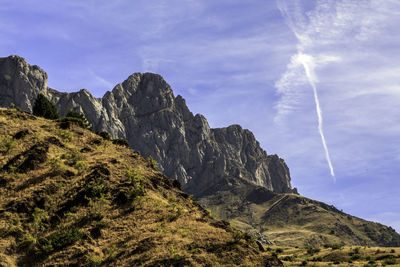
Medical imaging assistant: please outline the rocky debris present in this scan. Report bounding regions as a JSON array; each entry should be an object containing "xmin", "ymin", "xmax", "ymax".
[{"xmin": 0, "ymin": 55, "xmax": 296, "ymax": 199}]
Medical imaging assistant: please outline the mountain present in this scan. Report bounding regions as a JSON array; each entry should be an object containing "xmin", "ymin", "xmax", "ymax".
[
  {"xmin": 0, "ymin": 107, "xmax": 281, "ymax": 266},
  {"xmin": 0, "ymin": 55, "xmax": 295, "ymax": 198},
  {"xmin": 1, "ymin": 55, "xmax": 399, "ymax": 247}
]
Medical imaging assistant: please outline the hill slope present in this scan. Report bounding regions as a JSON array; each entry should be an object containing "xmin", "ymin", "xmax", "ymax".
[
  {"xmin": 199, "ymin": 180, "xmax": 400, "ymax": 247},
  {"xmin": 0, "ymin": 108, "xmax": 281, "ymax": 266}
]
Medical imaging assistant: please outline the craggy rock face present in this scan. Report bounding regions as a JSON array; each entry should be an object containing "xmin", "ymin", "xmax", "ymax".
[
  {"xmin": 0, "ymin": 55, "xmax": 296, "ymax": 197},
  {"xmin": 0, "ymin": 55, "xmax": 48, "ymax": 112}
]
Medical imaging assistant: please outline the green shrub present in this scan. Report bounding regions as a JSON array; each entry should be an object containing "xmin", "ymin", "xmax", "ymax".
[
  {"xmin": 83, "ymin": 179, "xmax": 110, "ymax": 201},
  {"xmin": 0, "ymin": 135, "xmax": 16, "ymax": 153},
  {"xmin": 74, "ymin": 160, "xmax": 89, "ymax": 172},
  {"xmin": 121, "ymin": 168, "xmax": 145, "ymax": 204},
  {"xmin": 86, "ymin": 253, "xmax": 104, "ymax": 265},
  {"xmin": 384, "ymin": 258, "xmax": 397, "ymax": 265},
  {"xmin": 146, "ymin": 156, "xmax": 158, "ymax": 169},
  {"xmin": 363, "ymin": 261, "xmax": 378, "ymax": 267},
  {"xmin": 48, "ymin": 157, "xmax": 66, "ymax": 173},
  {"xmin": 62, "ymin": 110, "xmax": 92, "ymax": 129},
  {"xmin": 62, "ymin": 149, "xmax": 82, "ymax": 165},
  {"xmin": 351, "ymin": 254, "xmax": 361, "ymax": 260},
  {"xmin": 17, "ymin": 233, "xmax": 37, "ymax": 251},
  {"xmin": 36, "ymin": 227, "xmax": 83, "ymax": 256},
  {"xmin": 281, "ymin": 256, "xmax": 293, "ymax": 261},
  {"xmin": 306, "ymin": 246, "xmax": 320, "ymax": 255},
  {"xmin": 33, "ymin": 94, "xmax": 59, "ymax": 120},
  {"xmin": 59, "ymin": 129, "xmax": 73, "ymax": 142},
  {"xmin": 32, "ymin": 207, "xmax": 49, "ymax": 232},
  {"xmin": 112, "ymin": 138, "xmax": 129, "ymax": 147},
  {"xmin": 97, "ymin": 131, "xmax": 111, "ymax": 140}
]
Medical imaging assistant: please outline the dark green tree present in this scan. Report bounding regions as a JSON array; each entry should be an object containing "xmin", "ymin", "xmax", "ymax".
[
  {"xmin": 32, "ymin": 94, "xmax": 60, "ymax": 119},
  {"xmin": 65, "ymin": 109, "xmax": 92, "ymax": 130}
]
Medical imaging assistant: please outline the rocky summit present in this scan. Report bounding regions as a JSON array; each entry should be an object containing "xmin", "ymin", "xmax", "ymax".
[{"xmin": 0, "ymin": 55, "xmax": 296, "ymax": 198}]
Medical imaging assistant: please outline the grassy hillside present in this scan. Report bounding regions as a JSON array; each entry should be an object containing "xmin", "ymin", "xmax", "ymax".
[
  {"xmin": 0, "ymin": 108, "xmax": 281, "ymax": 267},
  {"xmin": 199, "ymin": 179, "xmax": 400, "ymax": 248},
  {"xmin": 272, "ymin": 245, "xmax": 400, "ymax": 266}
]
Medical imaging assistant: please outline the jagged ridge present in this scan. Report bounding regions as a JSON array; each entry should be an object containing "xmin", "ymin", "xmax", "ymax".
[{"xmin": 0, "ymin": 55, "xmax": 296, "ymax": 198}]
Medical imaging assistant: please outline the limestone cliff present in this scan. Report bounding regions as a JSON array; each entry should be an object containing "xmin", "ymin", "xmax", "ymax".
[{"xmin": 0, "ymin": 55, "xmax": 296, "ymax": 197}]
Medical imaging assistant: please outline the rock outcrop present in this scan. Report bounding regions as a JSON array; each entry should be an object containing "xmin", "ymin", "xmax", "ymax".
[{"xmin": 0, "ymin": 55, "xmax": 296, "ymax": 197}]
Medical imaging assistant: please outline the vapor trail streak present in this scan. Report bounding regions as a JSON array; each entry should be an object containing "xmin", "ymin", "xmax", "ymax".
[{"xmin": 299, "ymin": 55, "xmax": 335, "ymax": 179}]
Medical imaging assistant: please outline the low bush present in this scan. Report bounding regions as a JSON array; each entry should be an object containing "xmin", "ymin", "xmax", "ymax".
[
  {"xmin": 58, "ymin": 110, "xmax": 92, "ymax": 130},
  {"xmin": 146, "ymin": 156, "xmax": 158, "ymax": 169},
  {"xmin": 36, "ymin": 226, "xmax": 84, "ymax": 256},
  {"xmin": 62, "ymin": 149, "xmax": 82, "ymax": 165},
  {"xmin": 0, "ymin": 135, "xmax": 16, "ymax": 153},
  {"xmin": 112, "ymin": 138, "xmax": 129, "ymax": 147},
  {"xmin": 281, "ymin": 256, "xmax": 293, "ymax": 261},
  {"xmin": 74, "ymin": 160, "xmax": 89, "ymax": 172},
  {"xmin": 59, "ymin": 129, "xmax": 73, "ymax": 142},
  {"xmin": 384, "ymin": 258, "xmax": 397, "ymax": 265},
  {"xmin": 306, "ymin": 246, "xmax": 320, "ymax": 255},
  {"xmin": 97, "ymin": 131, "xmax": 111, "ymax": 140}
]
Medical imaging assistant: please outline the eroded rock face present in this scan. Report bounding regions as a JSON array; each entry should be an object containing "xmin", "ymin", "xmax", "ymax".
[{"xmin": 0, "ymin": 55, "xmax": 296, "ymax": 196}]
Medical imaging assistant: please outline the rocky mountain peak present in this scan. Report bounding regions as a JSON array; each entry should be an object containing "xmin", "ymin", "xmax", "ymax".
[{"xmin": 0, "ymin": 55, "xmax": 296, "ymax": 198}]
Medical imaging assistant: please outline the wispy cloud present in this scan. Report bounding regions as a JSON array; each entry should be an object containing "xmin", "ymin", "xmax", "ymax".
[{"xmin": 272, "ymin": 0, "xmax": 400, "ymax": 230}]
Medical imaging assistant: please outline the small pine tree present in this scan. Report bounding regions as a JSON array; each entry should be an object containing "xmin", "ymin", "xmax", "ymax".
[
  {"xmin": 33, "ymin": 94, "xmax": 60, "ymax": 119},
  {"xmin": 65, "ymin": 109, "xmax": 92, "ymax": 130}
]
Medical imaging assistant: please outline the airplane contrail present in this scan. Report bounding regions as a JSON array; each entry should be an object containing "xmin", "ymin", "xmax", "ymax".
[{"xmin": 297, "ymin": 53, "xmax": 335, "ymax": 179}]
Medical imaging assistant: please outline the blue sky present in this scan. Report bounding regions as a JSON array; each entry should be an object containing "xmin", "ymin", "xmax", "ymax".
[{"xmin": 1, "ymin": 0, "xmax": 399, "ymax": 232}]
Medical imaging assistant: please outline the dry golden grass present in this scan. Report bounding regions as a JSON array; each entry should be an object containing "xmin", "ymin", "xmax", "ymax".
[
  {"xmin": 273, "ymin": 245, "xmax": 400, "ymax": 266},
  {"xmin": 201, "ymin": 185, "xmax": 400, "ymax": 248},
  {"xmin": 0, "ymin": 108, "xmax": 281, "ymax": 266}
]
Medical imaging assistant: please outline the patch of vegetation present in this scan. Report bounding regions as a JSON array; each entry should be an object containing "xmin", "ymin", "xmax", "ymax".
[
  {"xmin": 36, "ymin": 226, "xmax": 84, "ymax": 256},
  {"xmin": 281, "ymin": 255, "xmax": 293, "ymax": 261},
  {"xmin": 58, "ymin": 110, "xmax": 92, "ymax": 130},
  {"xmin": 97, "ymin": 131, "xmax": 111, "ymax": 140},
  {"xmin": 33, "ymin": 94, "xmax": 60, "ymax": 120},
  {"xmin": 59, "ymin": 129, "xmax": 74, "ymax": 142},
  {"xmin": 146, "ymin": 156, "xmax": 158, "ymax": 169},
  {"xmin": 17, "ymin": 232, "xmax": 37, "ymax": 251},
  {"xmin": 112, "ymin": 138, "xmax": 129, "ymax": 147},
  {"xmin": 0, "ymin": 135, "xmax": 16, "ymax": 153},
  {"xmin": 114, "ymin": 169, "xmax": 146, "ymax": 206},
  {"xmin": 306, "ymin": 246, "xmax": 320, "ymax": 255},
  {"xmin": 82, "ymin": 179, "xmax": 110, "ymax": 202},
  {"xmin": 74, "ymin": 160, "xmax": 89, "ymax": 172},
  {"xmin": 383, "ymin": 258, "xmax": 397, "ymax": 265},
  {"xmin": 32, "ymin": 207, "xmax": 49, "ymax": 232},
  {"xmin": 48, "ymin": 156, "xmax": 66, "ymax": 173},
  {"xmin": 62, "ymin": 149, "xmax": 83, "ymax": 165}
]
